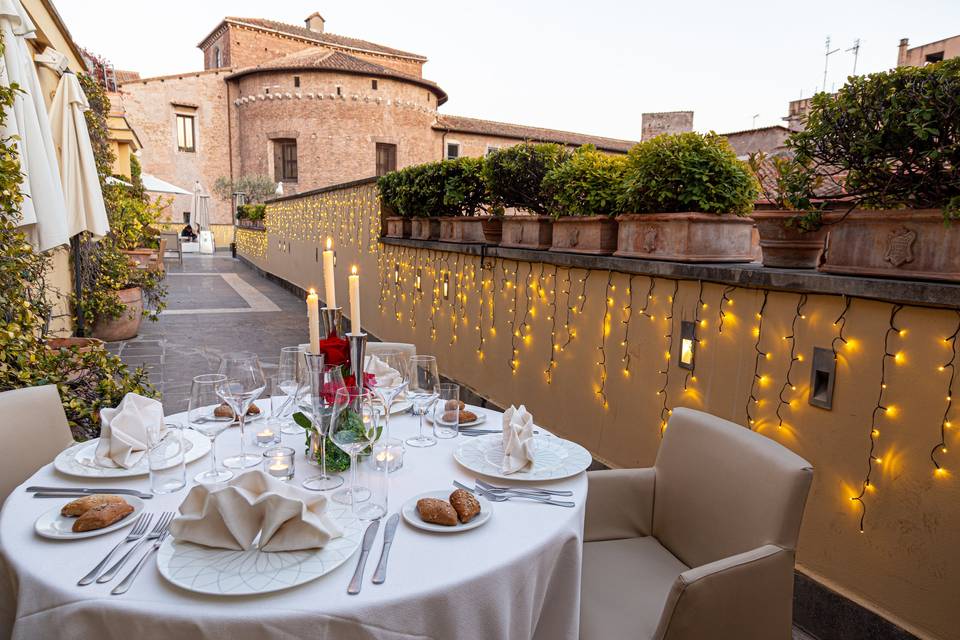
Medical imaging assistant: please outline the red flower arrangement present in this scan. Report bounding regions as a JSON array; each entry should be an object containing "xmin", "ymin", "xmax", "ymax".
[{"xmin": 315, "ymin": 331, "xmax": 375, "ymax": 391}]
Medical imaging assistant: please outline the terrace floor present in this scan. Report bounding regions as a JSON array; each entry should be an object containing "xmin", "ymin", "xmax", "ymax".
[{"xmin": 109, "ymin": 251, "xmax": 819, "ymax": 640}]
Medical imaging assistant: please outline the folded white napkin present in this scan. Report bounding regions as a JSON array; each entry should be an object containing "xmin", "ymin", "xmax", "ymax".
[
  {"xmin": 95, "ymin": 393, "xmax": 165, "ymax": 469},
  {"xmin": 502, "ymin": 405, "xmax": 535, "ymax": 475},
  {"xmin": 365, "ymin": 355, "xmax": 403, "ymax": 388},
  {"xmin": 170, "ymin": 471, "xmax": 343, "ymax": 552}
]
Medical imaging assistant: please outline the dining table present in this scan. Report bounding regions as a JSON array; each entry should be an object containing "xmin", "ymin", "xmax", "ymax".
[{"xmin": 0, "ymin": 402, "xmax": 588, "ymax": 640}]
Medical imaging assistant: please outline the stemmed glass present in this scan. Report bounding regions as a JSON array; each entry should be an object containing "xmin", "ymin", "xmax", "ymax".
[
  {"xmin": 188, "ymin": 373, "xmax": 233, "ymax": 484},
  {"xmin": 406, "ymin": 355, "xmax": 440, "ymax": 448},
  {"xmin": 301, "ymin": 353, "xmax": 346, "ymax": 491},
  {"xmin": 277, "ymin": 346, "xmax": 306, "ymax": 435},
  {"xmin": 365, "ymin": 351, "xmax": 408, "ymax": 443},
  {"xmin": 217, "ymin": 352, "xmax": 266, "ymax": 469},
  {"xmin": 330, "ymin": 386, "xmax": 382, "ymax": 517}
]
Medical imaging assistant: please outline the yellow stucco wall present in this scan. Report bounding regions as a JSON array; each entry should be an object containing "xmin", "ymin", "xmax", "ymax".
[{"xmin": 239, "ymin": 184, "xmax": 960, "ymax": 640}]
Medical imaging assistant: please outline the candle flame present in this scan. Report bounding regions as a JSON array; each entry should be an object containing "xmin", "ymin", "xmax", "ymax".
[
  {"xmin": 351, "ymin": 265, "xmax": 358, "ymax": 275},
  {"xmin": 308, "ymin": 287, "xmax": 316, "ymax": 295},
  {"xmin": 326, "ymin": 237, "xmax": 332, "ymax": 250}
]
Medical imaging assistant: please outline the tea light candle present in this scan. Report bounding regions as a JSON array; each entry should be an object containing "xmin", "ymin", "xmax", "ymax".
[
  {"xmin": 263, "ymin": 447, "xmax": 295, "ymax": 481},
  {"xmin": 372, "ymin": 438, "xmax": 404, "ymax": 473},
  {"xmin": 256, "ymin": 428, "xmax": 276, "ymax": 446}
]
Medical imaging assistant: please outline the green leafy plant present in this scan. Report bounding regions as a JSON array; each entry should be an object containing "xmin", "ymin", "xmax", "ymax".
[
  {"xmin": 213, "ymin": 174, "xmax": 277, "ymax": 204},
  {"xmin": 543, "ymin": 145, "xmax": 628, "ymax": 217},
  {"xmin": 747, "ymin": 152, "xmax": 825, "ymax": 231},
  {"xmin": 377, "ymin": 158, "xmax": 488, "ymax": 218},
  {"xmin": 786, "ymin": 58, "xmax": 960, "ymax": 220},
  {"xmin": 237, "ymin": 204, "xmax": 266, "ymax": 221},
  {"xmin": 483, "ymin": 142, "xmax": 570, "ymax": 215},
  {"xmin": 621, "ymin": 132, "xmax": 758, "ymax": 215},
  {"xmin": 293, "ymin": 409, "xmax": 382, "ymax": 471}
]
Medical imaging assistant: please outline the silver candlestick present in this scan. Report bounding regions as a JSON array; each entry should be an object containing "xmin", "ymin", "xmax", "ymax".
[
  {"xmin": 319, "ymin": 307, "xmax": 342, "ymax": 338},
  {"xmin": 347, "ymin": 332, "xmax": 367, "ymax": 411}
]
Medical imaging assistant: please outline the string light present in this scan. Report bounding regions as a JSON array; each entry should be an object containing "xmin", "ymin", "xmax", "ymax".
[
  {"xmin": 717, "ymin": 285, "xmax": 735, "ymax": 333},
  {"xmin": 932, "ymin": 311, "xmax": 960, "ymax": 473},
  {"xmin": 832, "ymin": 295, "xmax": 852, "ymax": 359},
  {"xmin": 657, "ymin": 280, "xmax": 679, "ymax": 435},
  {"xmin": 851, "ymin": 304, "xmax": 903, "ymax": 533},
  {"xmin": 775, "ymin": 294, "xmax": 808, "ymax": 430},
  {"xmin": 597, "ymin": 271, "xmax": 614, "ymax": 408},
  {"xmin": 508, "ymin": 263, "xmax": 520, "ymax": 373},
  {"xmin": 620, "ymin": 275, "xmax": 636, "ymax": 374},
  {"xmin": 683, "ymin": 281, "xmax": 705, "ymax": 390},
  {"xmin": 545, "ymin": 265, "xmax": 560, "ymax": 382},
  {"xmin": 745, "ymin": 291, "xmax": 770, "ymax": 429}
]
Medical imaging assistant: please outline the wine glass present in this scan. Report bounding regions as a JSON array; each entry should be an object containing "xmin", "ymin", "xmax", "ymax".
[
  {"xmin": 330, "ymin": 387, "xmax": 383, "ymax": 518},
  {"xmin": 406, "ymin": 355, "xmax": 440, "ymax": 448},
  {"xmin": 301, "ymin": 353, "xmax": 346, "ymax": 491},
  {"xmin": 188, "ymin": 373, "xmax": 233, "ymax": 484},
  {"xmin": 277, "ymin": 346, "xmax": 306, "ymax": 435},
  {"xmin": 365, "ymin": 351, "xmax": 408, "ymax": 442},
  {"xmin": 217, "ymin": 352, "xmax": 266, "ymax": 469}
]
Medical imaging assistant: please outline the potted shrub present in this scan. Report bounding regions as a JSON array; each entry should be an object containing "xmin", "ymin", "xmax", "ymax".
[
  {"xmin": 377, "ymin": 169, "xmax": 412, "ymax": 238},
  {"xmin": 435, "ymin": 157, "xmax": 501, "ymax": 244},
  {"xmin": 785, "ymin": 60, "xmax": 960, "ymax": 281},
  {"xmin": 485, "ymin": 143, "xmax": 569, "ymax": 249},
  {"xmin": 236, "ymin": 204, "xmax": 267, "ymax": 230},
  {"xmin": 541, "ymin": 145, "xmax": 624, "ymax": 254},
  {"xmin": 615, "ymin": 132, "xmax": 758, "ymax": 262},
  {"xmin": 747, "ymin": 152, "xmax": 844, "ymax": 268}
]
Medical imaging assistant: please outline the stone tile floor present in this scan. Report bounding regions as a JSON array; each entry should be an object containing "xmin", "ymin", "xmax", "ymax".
[{"xmin": 109, "ymin": 251, "xmax": 818, "ymax": 640}]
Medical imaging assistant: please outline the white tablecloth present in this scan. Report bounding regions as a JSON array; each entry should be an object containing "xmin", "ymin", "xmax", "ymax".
[{"xmin": 0, "ymin": 404, "xmax": 586, "ymax": 640}]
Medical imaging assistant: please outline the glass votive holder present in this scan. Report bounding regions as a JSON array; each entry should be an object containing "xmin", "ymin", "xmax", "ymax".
[
  {"xmin": 252, "ymin": 424, "xmax": 281, "ymax": 448},
  {"xmin": 372, "ymin": 438, "xmax": 404, "ymax": 473},
  {"xmin": 263, "ymin": 446, "xmax": 295, "ymax": 481}
]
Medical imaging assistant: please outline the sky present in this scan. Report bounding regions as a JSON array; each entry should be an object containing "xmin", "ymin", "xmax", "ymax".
[{"xmin": 56, "ymin": 0, "xmax": 960, "ymax": 141}]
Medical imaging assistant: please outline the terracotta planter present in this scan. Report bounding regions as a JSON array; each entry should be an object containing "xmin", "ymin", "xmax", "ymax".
[
  {"xmin": 820, "ymin": 209, "xmax": 960, "ymax": 282},
  {"xmin": 44, "ymin": 337, "xmax": 105, "ymax": 353},
  {"xmin": 92, "ymin": 287, "xmax": 144, "ymax": 342},
  {"xmin": 411, "ymin": 218, "xmax": 441, "ymax": 240},
  {"xmin": 753, "ymin": 210, "xmax": 837, "ymax": 269},
  {"xmin": 237, "ymin": 219, "xmax": 266, "ymax": 231},
  {"xmin": 500, "ymin": 216, "xmax": 553, "ymax": 250},
  {"xmin": 550, "ymin": 216, "xmax": 618, "ymax": 255},
  {"xmin": 384, "ymin": 216, "xmax": 411, "ymax": 238},
  {"xmin": 614, "ymin": 213, "xmax": 754, "ymax": 262},
  {"xmin": 439, "ymin": 216, "xmax": 503, "ymax": 244}
]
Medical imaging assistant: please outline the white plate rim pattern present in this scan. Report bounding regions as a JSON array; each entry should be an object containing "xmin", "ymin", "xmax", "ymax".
[
  {"xmin": 400, "ymin": 490, "xmax": 492, "ymax": 533},
  {"xmin": 34, "ymin": 496, "xmax": 145, "ymax": 540},
  {"xmin": 453, "ymin": 434, "xmax": 591, "ymax": 482},
  {"xmin": 156, "ymin": 504, "xmax": 363, "ymax": 596},
  {"xmin": 53, "ymin": 429, "xmax": 211, "ymax": 478}
]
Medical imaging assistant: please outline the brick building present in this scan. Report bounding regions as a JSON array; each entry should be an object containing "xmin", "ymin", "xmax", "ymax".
[
  {"xmin": 897, "ymin": 34, "xmax": 960, "ymax": 67},
  {"xmin": 118, "ymin": 13, "xmax": 636, "ymax": 233}
]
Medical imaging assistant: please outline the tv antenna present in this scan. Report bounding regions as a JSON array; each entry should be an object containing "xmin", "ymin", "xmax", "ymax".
[
  {"xmin": 846, "ymin": 38, "xmax": 861, "ymax": 75},
  {"xmin": 822, "ymin": 36, "xmax": 840, "ymax": 92},
  {"xmin": 752, "ymin": 113, "xmax": 760, "ymax": 128}
]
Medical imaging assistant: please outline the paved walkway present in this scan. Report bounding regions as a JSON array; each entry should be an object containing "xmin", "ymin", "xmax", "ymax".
[{"xmin": 107, "ymin": 252, "xmax": 308, "ymax": 415}]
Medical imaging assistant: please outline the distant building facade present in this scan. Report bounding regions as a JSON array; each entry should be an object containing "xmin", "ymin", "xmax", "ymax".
[
  {"xmin": 117, "ymin": 13, "xmax": 636, "ymax": 231},
  {"xmin": 897, "ymin": 34, "xmax": 960, "ymax": 67},
  {"xmin": 640, "ymin": 111, "xmax": 693, "ymax": 141}
]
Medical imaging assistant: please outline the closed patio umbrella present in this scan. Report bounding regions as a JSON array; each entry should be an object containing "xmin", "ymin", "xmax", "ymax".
[
  {"xmin": 190, "ymin": 182, "xmax": 214, "ymax": 253},
  {"xmin": 0, "ymin": 0, "xmax": 69, "ymax": 251},
  {"xmin": 142, "ymin": 173, "xmax": 191, "ymax": 196},
  {"xmin": 48, "ymin": 71, "xmax": 110, "ymax": 238}
]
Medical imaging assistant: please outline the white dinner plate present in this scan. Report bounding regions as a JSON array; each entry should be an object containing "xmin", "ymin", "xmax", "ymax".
[
  {"xmin": 34, "ymin": 496, "xmax": 145, "ymax": 540},
  {"xmin": 156, "ymin": 503, "xmax": 363, "ymax": 596},
  {"xmin": 389, "ymin": 399, "xmax": 412, "ymax": 415},
  {"xmin": 53, "ymin": 429, "xmax": 210, "ymax": 479},
  {"xmin": 427, "ymin": 409, "xmax": 487, "ymax": 428},
  {"xmin": 453, "ymin": 434, "xmax": 592, "ymax": 482},
  {"xmin": 401, "ymin": 490, "xmax": 492, "ymax": 533}
]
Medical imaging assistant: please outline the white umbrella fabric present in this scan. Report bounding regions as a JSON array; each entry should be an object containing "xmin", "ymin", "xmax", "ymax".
[
  {"xmin": 48, "ymin": 71, "xmax": 109, "ymax": 238},
  {"xmin": 0, "ymin": 0, "xmax": 69, "ymax": 251},
  {"xmin": 142, "ymin": 172, "xmax": 191, "ymax": 195}
]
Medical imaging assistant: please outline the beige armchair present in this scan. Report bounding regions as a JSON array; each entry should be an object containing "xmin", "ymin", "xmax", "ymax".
[
  {"xmin": 580, "ymin": 408, "xmax": 813, "ymax": 640},
  {"xmin": 0, "ymin": 385, "xmax": 74, "ymax": 505}
]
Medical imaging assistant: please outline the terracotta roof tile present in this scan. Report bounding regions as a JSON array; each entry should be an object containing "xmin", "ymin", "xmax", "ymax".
[{"xmin": 433, "ymin": 114, "xmax": 636, "ymax": 153}]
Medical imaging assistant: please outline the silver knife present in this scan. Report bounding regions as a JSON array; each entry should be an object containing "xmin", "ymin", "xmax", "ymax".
[
  {"xmin": 371, "ymin": 514, "xmax": 399, "ymax": 585},
  {"xmin": 347, "ymin": 519, "xmax": 381, "ymax": 595},
  {"xmin": 34, "ymin": 493, "xmax": 153, "ymax": 499},
  {"xmin": 26, "ymin": 486, "xmax": 153, "ymax": 499}
]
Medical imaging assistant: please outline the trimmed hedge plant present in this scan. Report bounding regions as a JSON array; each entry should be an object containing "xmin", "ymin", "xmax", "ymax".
[
  {"xmin": 543, "ymin": 145, "xmax": 627, "ymax": 217},
  {"xmin": 483, "ymin": 142, "xmax": 569, "ymax": 215},
  {"xmin": 377, "ymin": 158, "xmax": 487, "ymax": 217},
  {"xmin": 621, "ymin": 132, "xmax": 758, "ymax": 215}
]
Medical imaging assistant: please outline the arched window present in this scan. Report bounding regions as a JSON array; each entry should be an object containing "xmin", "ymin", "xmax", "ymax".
[{"xmin": 213, "ymin": 46, "xmax": 221, "ymax": 68}]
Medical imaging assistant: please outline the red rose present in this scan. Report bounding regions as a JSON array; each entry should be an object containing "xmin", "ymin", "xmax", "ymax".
[{"xmin": 317, "ymin": 331, "xmax": 349, "ymax": 367}]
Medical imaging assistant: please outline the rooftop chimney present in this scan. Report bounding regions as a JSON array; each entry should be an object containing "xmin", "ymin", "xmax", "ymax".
[
  {"xmin": 641, "ymin": 111, "xmax": 694, "ymax": 141},
  {"xmin": 305, "ymin": 12, "xmax": 325, "ymax": 33},
  {"xmin": 897, "ymin": 37, "xmax": 909, "ymax": 67}
]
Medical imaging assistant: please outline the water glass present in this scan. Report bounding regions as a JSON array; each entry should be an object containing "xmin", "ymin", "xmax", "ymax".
[
  {"xmin": 356, "ymin": 453, "xmax": 388, "ymax": 521},
  {"xmin": 434, "ymin": 383, "xmax": 460, "ymax": 439},
  {"xmin": 407, "ymin": 355, "xmax": 439, "ymax": 448},
  {"xmin": 278, "ymin": 346, "xmax": 306, "ymax": 435},
  {"xmin": 149, "ymin": 423, "xmax": 186, "ymax": 495}
]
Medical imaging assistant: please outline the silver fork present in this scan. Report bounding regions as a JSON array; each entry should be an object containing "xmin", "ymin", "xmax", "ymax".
[
  {"xmin": 111, "ymin": 529, "xmax": 171, "ymax": 595},
  {"xmin": 78, "ymin": 513, "xmax": 154, "ymax": 586},
  {"xmin": 476, "ymin": 479, "xmax": 574, "ymax": 497},
  {"xmin": 454, "ymin": 481, "xmax": 576, "ymax": 508},
  {"xmin": 97, "ymin": 512, "xmax": 175, "ymax": 583}
]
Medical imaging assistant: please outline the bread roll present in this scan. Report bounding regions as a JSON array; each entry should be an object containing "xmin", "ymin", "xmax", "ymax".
[
  {"xmin": 60, "ymin": 494, "xmax": 127, "ymax": 517},
  {"xmin": 416, "ymin": 498, "xmax": 458, "ymax": 526},
  {"xmin": 449, "ymin": 489, "xmax": 481, "ymax": 523},
  {"xmin": 72, "ymin": 501, "xmax": 134, "ymax": 532}
]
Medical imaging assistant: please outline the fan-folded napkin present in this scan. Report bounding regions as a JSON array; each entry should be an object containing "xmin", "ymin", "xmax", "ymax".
[
  {"xmin": 170, "ymin": 471, "xmax": 343, "ymax": 552},
  {"xmin": 94, "ymin": 393, "xmax": 165, "ymax": 469},
  {"xmin": 502, "ymin": 405, "xmax": 535, "ymax": 475},
  {"xmin": 365, "ymin": 355, "xmax": 403, "ymax": 388}
]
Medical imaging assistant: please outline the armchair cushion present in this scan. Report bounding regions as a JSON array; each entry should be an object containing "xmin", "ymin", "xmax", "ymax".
[
  {"xmin": 581, "ymin": 536, "xmax": 689, "ymax": 640},
  {"xmin": 584, "ymin": 468, "xmax": 655, "ymax": 542}
]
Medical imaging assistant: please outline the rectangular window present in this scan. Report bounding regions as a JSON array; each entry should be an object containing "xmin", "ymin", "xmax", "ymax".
[
  {"xmin": 176, "ymin": 114, "xmax": 195, "ymax": 152},
  {"xmin": 273, "ymin": 139, "xmax": 298, "ymax": 182},
  {"xmin": 371, "ymin": 79, "xmax": 378, "ymax": 90},
  {"xmin": 294, "ymin": 76, "xmax": 301, "ymax": 88},
  {"xmin": 446, "ymin": 142, "xmax": 460, "ymax": 160},
  {"xmin": 485, "ymin": 145, "xmax": 500, "ymax": 156},
  {"xmin": 182, "ymin": 211, "xmax": 190, "ymax": 224},
  {"xmin": 376, "ymin": 142, "xmax": 397, "ymax": 176}
]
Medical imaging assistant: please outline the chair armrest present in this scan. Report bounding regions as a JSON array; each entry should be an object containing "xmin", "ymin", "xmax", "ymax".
[
  {"xmin": 654, "ymin": 544, "xmax": 795, "ymax": 640},
  {"xmin": 583, "ymin": 468, "xmax": 655, "ymax": 542}
]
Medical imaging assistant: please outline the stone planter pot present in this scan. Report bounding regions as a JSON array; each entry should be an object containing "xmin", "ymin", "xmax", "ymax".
[
  {"xmin": 44, "ymin": 337, "xmax": 105, "ymax": 353},
  {"xmin": 820, "ymin": 209, "xmax": 960, "ymax": 282},
  {"xmin": 237, "ymin": 219, "xmax": 266, "ymax": 231},
  {"xmin": 550, "ymin": 216, "xmax": 618, "ymax": 255},
  {"xmin": 439, "ymin": 216, "xmax": 503, "ymax": 244},
  {"xmin": 500, "ymin": 216, "xmax": 553, "ymax": 250},
  {"xmin": 384, "ymin": 216, "xmax": 411, "ymax": 238},
  {"xmin": 411, "ymin": 218, "xmax": 441, "ymax": 240},
  {"xmin": 92, "ymin": 287, "xmax": 144, "ymax": 342},
  {"xmin": 752, "ymin": 210, "xmax": 838, "ymax": 269},
  {"xmin": 614, "ymin": 213, "xmax": 754, "ymax": 262}
]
